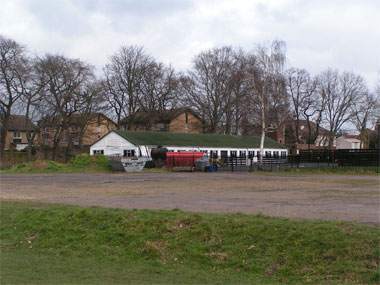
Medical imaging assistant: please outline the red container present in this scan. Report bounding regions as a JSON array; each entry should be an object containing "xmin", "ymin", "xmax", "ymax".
[{"xmin": 165, "ymin": 152, "xmax": 204, "ymax": 168}]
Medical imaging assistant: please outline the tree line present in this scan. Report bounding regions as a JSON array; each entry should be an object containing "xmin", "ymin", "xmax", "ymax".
[{"xmin": 1, "ymin": 35, "xmax": 379, "ymax": 158}]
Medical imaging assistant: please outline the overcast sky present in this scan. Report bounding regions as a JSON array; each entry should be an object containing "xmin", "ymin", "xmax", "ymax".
[{"xmin": 1, "ymin": 0, "xmax": 379, "ymax": 88}]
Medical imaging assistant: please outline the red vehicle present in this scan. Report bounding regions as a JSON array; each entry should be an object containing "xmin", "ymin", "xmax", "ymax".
[{"xmin": 165, "ymin": 151, "xmax": 204, "ymax": 168}]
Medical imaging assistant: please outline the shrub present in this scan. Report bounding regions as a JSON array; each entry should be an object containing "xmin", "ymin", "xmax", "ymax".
[
  {"xmin": 70, "ymin": 154, "xmax": 92, "ymax": 168},
  {"xmin": 93, "ymin": 155, "xmax": 111, "ymax": 170},
  {"xmin": 70, "ymin": 154, "xmax": 110, "ymax": 171}
]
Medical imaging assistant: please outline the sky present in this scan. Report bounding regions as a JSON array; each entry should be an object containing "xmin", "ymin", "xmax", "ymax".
[{"xmin": 1, "ymin": 0, "xmax": 379, "ymax": 89}]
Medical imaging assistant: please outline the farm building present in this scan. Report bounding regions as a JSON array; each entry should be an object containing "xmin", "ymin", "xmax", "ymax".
[{"xmin": 90, "ymin": 131, "xmax": 288, "ymax": 161}]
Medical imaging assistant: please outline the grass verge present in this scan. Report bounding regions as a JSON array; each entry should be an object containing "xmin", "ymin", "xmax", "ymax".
[
  {"xmin": 0, "ymin": 201, "xmax": 379, "ymax": 284},
  {"xmin": 0, "ymin": 154, "xmax": 112, "ymax": 174}
]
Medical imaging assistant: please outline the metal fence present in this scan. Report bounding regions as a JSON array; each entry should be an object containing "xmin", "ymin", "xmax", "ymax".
[
  {"xmin": 213, "ymin": 149, "xmax": 379, "ymax": 172},
  {"xmin": 288, "ymin": 149, "xmax": 379, "ymax": 167},
  {"xmin": 216, "ymin": 156, "xmax": 288, "ymax": 172}
]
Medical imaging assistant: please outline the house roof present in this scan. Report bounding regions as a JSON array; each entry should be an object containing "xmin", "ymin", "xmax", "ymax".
[
  {"xmin": 6, "ymin": 115, "xmax": 36, "ymax": 131},
  {"xmin": 120, "ymin": 108, "xmax": 202, "ymax": 125},
  {"xmin": 39, "ymin": 112, "xmax": 116, "ymax": 127},
  {"xmin": 114, "ymin": 130, "xmax": 285, "ymax": 148}
]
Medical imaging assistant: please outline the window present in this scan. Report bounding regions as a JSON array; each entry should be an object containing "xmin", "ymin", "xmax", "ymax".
[
  {"xmin": 273, "ymin": 151, "xmax": 279, "ymax": 158},
  {"xmin": 13, "ymin": 132, "xmax": 21, "ymax": 144},
  {"xmin": 239, "ymin": 151, "xmax": 246, "ymax": 157},
  {"xmin": 210, "ymin": 150, "xmax": 218, "ymax": 158},
  {"xmin": 93, "ymin": 150, "xmax": 104, "ymax": 155},
  {"xmin": 281, "ymin": 151, "xmax": 287, "ymax": 158},
  {"xmin": 265, "ymin": 151, "xmax": 272, "ymax": 158},
  {"xmin": 123, "ymin": 149, "xmax": 136, "ymax": 157},
  {"xmin": 156, "ymin": 123, "xmax": 167, "ymax": 131},
  {"xmin": 221, "ymin": 150, "xmax": 228, "ymax": 158},
  {"xmin": 248, "ymin": 151, "xmax": 254, "ymax": 158},
  {"xmin": 13, "ymin": 131, "xmax": 21, "ymax": 138},
  {"xmin": 185, "ymin": 112, "xmax": 189, "ymax": 124},
  {"xmin": 230, "ymin": 151, "xmax": 237, "ymax": 157}
]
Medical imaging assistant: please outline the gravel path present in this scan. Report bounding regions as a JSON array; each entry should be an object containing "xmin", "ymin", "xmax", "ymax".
[{"xmin": 1, "ymin": 172, "xmax": 379, "ymax": 225}]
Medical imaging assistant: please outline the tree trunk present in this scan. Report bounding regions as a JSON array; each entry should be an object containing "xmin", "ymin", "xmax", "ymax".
[
  {"xmin": 259, "ymin": 100, "xmax": 265, "ymax": 165},
  {"xmin": 306, "ymin": 117, "xmax": 312, "ymax": 150},
  {"xmin": 0, "ymin": 110, "xmax": 11, "ymax": 159},
  {"xmin": 328, "ymin": 134, "xmax": 335, "ymax": 150},
  {"xmin": 294, "ymin": 114, "xmax": 300, "ymax": 144}
]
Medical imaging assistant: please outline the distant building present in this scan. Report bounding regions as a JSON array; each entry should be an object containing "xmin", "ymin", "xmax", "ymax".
[
  {"xmin": 0, "ymin": 115, "xmax": 36, "ymax": 151},
  {"xmin": 336, "ymin": 134, "xmax": 361, "ymax": 150},
  {"xmin": 40, "ymin": 113, "xmax": 117, "ymax": 148},
  {"xmin": 120, "ymin": 108, "xmax": 203, "ymax": 134}
]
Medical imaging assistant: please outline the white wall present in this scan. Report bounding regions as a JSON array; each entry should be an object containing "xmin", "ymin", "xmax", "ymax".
[
  {"xmin": 336, "ymin": 137, "xmax": 361, "ymax": 149},
  {"xmin": 90, "ymin": 131, "xmax": 138, "ymax": 156}
]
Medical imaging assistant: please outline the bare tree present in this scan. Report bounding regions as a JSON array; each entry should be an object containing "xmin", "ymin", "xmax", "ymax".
[
  {"xmin": 0, "ymin": 36, "xmax": 27, "ymax": 157},
  {"xmin": 183, "ymin": 46, "xmax": 236, "ymax": 133},
  {"xmin": 226, "ymin": 49, "xmax": 250, "ymax": 135},
  {"xmin": 36, "ymin": 54, "xmax": 93, "ymax": 160},
  {"xmin": 351, "ymin": 91, "xmax": 378, "ymax": 148},
  {"xmin": 103, "ymin": 46, "xmax": 153, "ymax": 125},
  {"xmin": 286, "ymin": 68, "xmax": 313, "ymax": 144},
  {"xmin": 285, "ymin": 68, "xmax": 326, "ymax": 149},
  {"xmin": 19, "ymin": 57, "xmax": 48, "ymax": 160},
  {"xmin": 75, "ymin": 79, "xmax": 106, "ymax": 149},
  {"xmin": 138, "ymin": 63, "xmax": 179, "ymax": 112},
  {"xmin": 302, "ymin": 77, "xmax": 326, "ymax": 149},
  {"xmin": 246, "ymin": 40, "xmax": 287, "ymax": 163},
  {"xmin": 320, "ymin": 69, "xmax": 367, "ymax": 148}
]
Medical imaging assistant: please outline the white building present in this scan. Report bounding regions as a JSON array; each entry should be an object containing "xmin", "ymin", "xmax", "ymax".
[
  {"xmin": 336, "ymin": 135, "xmax": 361, "ymax": 149},
  {"xmin": 90, "ymin": 130, "xmax": 288, "ymax": 161}
]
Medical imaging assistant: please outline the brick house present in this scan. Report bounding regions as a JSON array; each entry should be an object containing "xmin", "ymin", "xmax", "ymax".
[
  {"xmin": 120, "ymin": 108, "xmax": 203, "ymax": 134},
  {"xmin": 40, "ymin": 113, "xmax": 117, "ymax": 148},
  {"xmin": 1, "ymin": 115, "xmax": 37, "ymax": 150}
]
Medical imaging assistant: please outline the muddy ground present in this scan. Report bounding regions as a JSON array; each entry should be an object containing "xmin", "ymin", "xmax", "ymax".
[{"xmin": 1, "ymin": 172, "xmax": 379, "ymax": 225}]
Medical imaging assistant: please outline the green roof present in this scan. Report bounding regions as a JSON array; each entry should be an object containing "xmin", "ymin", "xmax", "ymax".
[{"xmin": 115, "ymin": 131, "xmax": 285, "ymax": 149}]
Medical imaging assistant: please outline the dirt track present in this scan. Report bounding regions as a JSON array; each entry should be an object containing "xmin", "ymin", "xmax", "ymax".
[{"xmin": 1, "ymin": 172, "xmax": 379, "ymax": 224}]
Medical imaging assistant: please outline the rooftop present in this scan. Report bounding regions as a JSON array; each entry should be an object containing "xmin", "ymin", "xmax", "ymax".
[
  {"xmin": 120, "ymin": 108, "xmax": 202, "ymax": 125},
  {"xmin": 115, "ymin": 130, "xmax": 285, "ymax": 148},
  {"xmin": 5, "ymin": 115, "xmax": 36, "ymax": 131}
]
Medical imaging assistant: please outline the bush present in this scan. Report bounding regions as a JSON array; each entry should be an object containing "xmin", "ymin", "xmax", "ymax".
[
  {"xmin": 70, "ymin": 154, "xmax": 92, "ymax": 168},
  {"xmin": 92, "ymin": 155, "xmax": 111, "ymax": 170},
  {"xmin": 70, "ymin": 154, "xmax": 110, "ymax": 171}
]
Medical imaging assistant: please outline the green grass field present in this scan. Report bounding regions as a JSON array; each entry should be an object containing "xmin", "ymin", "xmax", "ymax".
[{"xmin": 1, "ymin": 202, "xmax": 379, "ymax": 284}]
